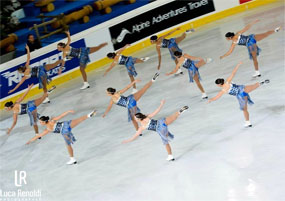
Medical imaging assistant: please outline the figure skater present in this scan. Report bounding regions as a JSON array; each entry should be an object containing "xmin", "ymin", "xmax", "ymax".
[
  {"xmin": 26, "ymin": 109, "xmax": 97, "ymax": 165},
  {"xmin": 102, "ymin": 73, "xmax": 159, "ymax": 133},
  {"xmin": 5, "ymin": 84, "xmax": 51, "ymax": 136},
  {"xmin": 8, "ymin": 45, "xmax": 58, "ymax": 103},
  {"xmin": 104, "ymin": 44, "xmax": 149, "ymax": 93},
  {"xmin": 220, "ymin": 19, "xmax": 281, "ymax": 77},
  {"xmin": 208, "ymin": 61, "xmax": 270, "ymax": 127},
  {"xmin": 122, "ymin": 100, "xmax": 189, "ymax": 161},
  {"xmin": 166, "ymin": 51, "xmax": 212, "ymax": 99},
  {"xmin": 57, "ymin": 31, "xmax": 108, "ymax": 90},
  {"xmin": 150, "ymin": 27, "xmax": 194, "ymax": 73}
]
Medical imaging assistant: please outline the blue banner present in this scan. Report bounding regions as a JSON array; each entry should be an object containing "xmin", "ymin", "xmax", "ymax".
[{"xmin": 1, "ymin": 39, "xmax": 86, "ymax": 99}]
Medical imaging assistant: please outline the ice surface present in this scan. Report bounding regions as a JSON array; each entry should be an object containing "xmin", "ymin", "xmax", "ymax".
[{"xmin": 0, "ymin": 2, "xmax": 284, "ymax": 201}]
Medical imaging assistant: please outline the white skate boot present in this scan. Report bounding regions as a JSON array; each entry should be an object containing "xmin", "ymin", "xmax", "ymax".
[
  {"xmin": 252, "ymin": 71, "xmax": 261, "ymax": 78},
  {"xmin": 47, "ymin": 85, "xmax": 56, "ymax": 94},
  {"xmin": 43, "ymin": 97, "xmax": 50, "ymax": 104},
  {"xmin": 66, "ymin": 157, "xmax": 77, "ymax": 165},
  {"xmin": 152, "ymin": 72, "xmax": 160, "ymax": 82},
  {"xmin": 275, "ymin": 27, "xmax": 280, "ymax": 32},
  {"xmin": 186, "ymin": 29, "xmax": 195, "ymax": 34},
  {"xmin": 141, "ymin": 57, "xmax": 150, "ymax": 62},
  {"xmin": 80, "ymin": 82, "xmax": 90, "ymax": 90},
  {"xmin": 35, "ymin": 133, "xmax": 41, "ymax": 140},
  {"xmin": 174, "ymin": 68, "xmax": 183, "ymax": 76},
  {"xmin": 179, "ymin": 106, "xmax": 189, "ymax": 114},
  {"xmin": 88, "ymin": 109, "xmax": 97, "ymax": 118},
  {"xmin": 244, "ymin": 121, "xmax": 252, "ymax": 128},
  {"xmin": 260, "ymin": 79, "xmax": 270, "ymax": 85},
  {"xmin": 166, "ymin": 155, "xmax": 175, "ymax": 161},
  {"xmin": 201, "ymin": 93, "xmax": 208, "ymax": 99}
]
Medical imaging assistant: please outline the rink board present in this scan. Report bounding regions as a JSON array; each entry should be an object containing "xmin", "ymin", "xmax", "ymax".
[{"xmin": 0, "ymin": 0, "xmax": 277, "ymax": 109}]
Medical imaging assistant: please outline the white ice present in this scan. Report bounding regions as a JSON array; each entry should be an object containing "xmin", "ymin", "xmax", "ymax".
[{"xmin": 0, "ymin": 2, "xmax": 285, "ymax": 201}]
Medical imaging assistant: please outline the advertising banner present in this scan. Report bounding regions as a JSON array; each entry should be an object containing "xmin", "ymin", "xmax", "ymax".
[
  {"xmin": 109, "ymin": 0, "xmax": 215, "ymax": 50},
  {"xmin": 0, "ymin": 39, "xmax": 85, "ymax": 100}
]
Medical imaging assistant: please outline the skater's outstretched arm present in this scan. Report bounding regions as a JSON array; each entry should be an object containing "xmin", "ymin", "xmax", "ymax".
[
  {"xmin": 65, "ymin": 31, "xmax": 71, "ymax": 46},
  {"xmin": 220, "ymin": 43, "xmax": 236, "ymax": 59},
  {"xmin": 147, "ymin": 100, "xmax": 165, "ymax": 118},
  {"xmin": 7, "ymin": 113, "xmax": 18, "ymax": 135},
  {"xmin": 26, "ymin": 129, "xmax": 50, "ymax": 144},
  {"xmin": 237, "ymin": 19, "xmax": 260, "ymax": 35},
  {"xmin": 166, "ymin": 59, "xmax": 184, "ymax": 75},
  {"xmin": 119, "ymin": 79, "xmax": 140, "ymax": 94},
  {"xmin": 184, "ymin": 53, "xmax": 203, "ymax": 61},
  {"xmin": 25, "ymin": 45, "xmax": 31, "ymax": 67},
  {"xmin": 16, "ymin": 84, "xmax": 34, "ymax": 103},
  {"xmin": 116, "ymin": 44, "xmax": 130, "ymax": 55},
  {"xmin": 53, "ymin": 110, "xmax": 75, "ymax": 121},
  {"xmin": 9, "ymin": 45, "xmax": 31, "ymax": 93},
  {"xmin": 59, "ymin": 31, "xmax": 71, "ymax": 73},
  {"xmin": 208, "ymin": 91, "xmax": 224, "ymax": 103},
  {"xmin": 208, "ymin": 90, "xmax": 225, "ymax": 103},
  {"xmin": 159, "ymin": 27, "xmax": 180, "ymax": 39},
  {"xmin": 122, "ymin": 127, "xmax": 144, "ymax": 144},
  {"xmin": 102, "ymin": 100, "xmax": 114, "ymax": 117},
  {"xmin": 226, "ymin": 61, "xmax": 243, "ymax": 83},
  {"xmin": 8, "ymin": 76, "xmax": 28, "ymax": 94},
  {"xmin": 104, "ymin": 61, "xmax": 117, "ymax": 76}
]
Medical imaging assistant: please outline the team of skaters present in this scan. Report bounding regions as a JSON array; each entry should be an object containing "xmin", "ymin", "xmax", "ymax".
[{"xmin": 4, "ymin": 20, "xmax": 281, "ymax": 164}]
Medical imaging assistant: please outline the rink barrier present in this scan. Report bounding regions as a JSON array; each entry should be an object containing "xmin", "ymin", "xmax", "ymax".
[{"xmin": 0, "ymin": 0, "xmax": 277, "ymax": 110}]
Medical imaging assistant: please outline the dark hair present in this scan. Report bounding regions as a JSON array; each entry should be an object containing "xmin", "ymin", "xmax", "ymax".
[
  {"xmin": 150, "ymin": 35, "xmax": 158, "ymax": 41},
  {"xmin": 135, "ymin": 113, "xmax": 148, "ymax": 120},
  {"xmin": 5, "ymin": 101, "xmax": 13, "ymax": 108},
  {"xmin": 17, "ymin": 66, "xmax": 26, "ymax": 73},
  {"xmin": 215, "ymin": 78, "xmax": 225, "ymax": 85},
  {"xmin": 107, "ymin": 87, "xmax": 116, "ymax": 95},
  {"xmin": 39, "ymin": 116, "xmax": 50, "ymax": 123},
  {"xmin": 107, "ymin": 52, "xmax": 116, "ymax": 59},
  {"xmin": 57, "ymin": 42, "xmax": 66, "ymax": 48},
  {"xmin": 174, "ymin": 51, "xmax": 182, "ymax": 58},
  {"xmin": 225, "ymin": 32, "xmax": 235, "ymax": 38}
]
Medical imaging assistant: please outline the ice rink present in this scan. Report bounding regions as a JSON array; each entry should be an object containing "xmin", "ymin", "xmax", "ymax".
[{"xmin": 1, "ymin": 1, "xmax": 284, "ymax": 201}]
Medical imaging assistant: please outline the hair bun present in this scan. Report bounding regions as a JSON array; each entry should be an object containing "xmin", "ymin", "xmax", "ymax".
[
  {"xmin": 107, "ymin": 87, "xmax": 116, "ymax": 95},
  {"xmin": 225, "ymin": 32, "xmax": 235, "ymax": 38},
  {"xmin": 4, "ymin": 101, "xmax": 13, "ymax": 108},
  {"xmin": 174, "ymin": 51, "xmax": 182, "ymax": 57},
  {"xmin": 40, "ymin": 116, "xmax": 50, "ymax": 122}
]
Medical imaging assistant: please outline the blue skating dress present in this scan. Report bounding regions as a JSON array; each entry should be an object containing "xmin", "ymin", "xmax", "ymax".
[
  {"xmin": 160, "ymin": 38, "xmax": 182, "ymax": 60},
  {"xmin": 116, "ymin": 95, "xmax": 140, "ymax": 122},
  {"xmin": 236, "ymin": 34, "xmax": 261, "ymax": 60},
  {"xmin": 67, "ymin": 47, "xmax": 91, "ymax": 67},
  {"xmin": 118, "ymin": 55, "xmax": 138, "ymax": 77},
  {"xmin": 147, "ymin": 119, "xmax": 174, "ymax": 145},
  {"xmin": 31, "ymin": 66, "xmax": 50, "ymax": 89},
  {"xmin": 53, "ymin": 121, "xmax": 76, "ymax": 145},
  {"xmin": 181, "ymin": 58, "xmax": 201, "ymax": 83},
  {"xmin": 228, "ymin": 83, "xmax": 254, "ymax": 110},
  {"xmin": 18, "ymin": 101, "xmax": 39, "ymax": 126}
]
